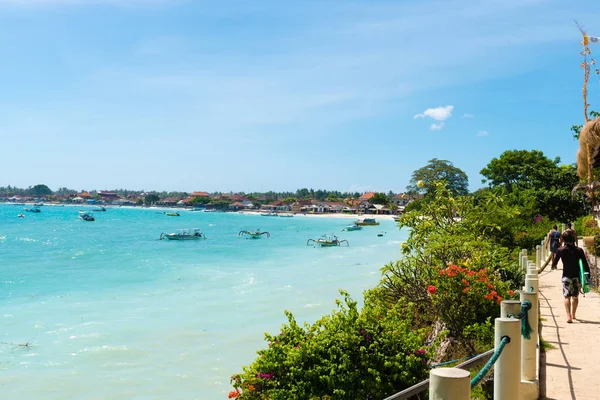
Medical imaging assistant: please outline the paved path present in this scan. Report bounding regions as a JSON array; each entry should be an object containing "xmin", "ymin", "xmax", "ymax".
[{"xmin": 538, "ymin": 257, "xmax": 600, "ymax": 400}]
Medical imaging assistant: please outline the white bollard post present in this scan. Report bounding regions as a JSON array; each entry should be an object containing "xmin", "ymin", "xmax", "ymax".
[
  {"xmin": 520, "ymin": 291, "xmax": 539, "ymax": 382},
  {"xmin": 494, "ymin": 318, "xmax": 521, "ymax": 400},
  {"xmin": 429, "ymin": 368, "xmax": 470, "ymax": 400},
  {"xmin": 500, "ymin": 300, "xmax": 521, "ymax": 318},
  {"xmin": 522, "ymin": 249, "xmax": 528, "ymax": 257},
  {"xmin": 527, "ymin": 262, "xmax": 538, "ymax": 275},
  {"xmin": 525, "ymin": 277, "xmax": 539, "ymax": 294},
  {"xmin": 521, "ymin": 255, "xmax": 528, "ymax": 273},
  {"xmin": 561, "ymin": 223, "xmax": 565, "ymax": 232},
  {"xmin": 536, "ymin": 245, "xmax": 541, "ymax": 269}
]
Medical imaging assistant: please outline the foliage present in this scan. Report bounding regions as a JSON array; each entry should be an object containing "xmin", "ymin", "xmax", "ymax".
[
  {"xmin": 370, "ymin": 192, "xmax": 390, "ymax": 205},
  {"xmin": 480, "ymin": 150, "xmax": 561, "ymax": 190},
  {"xmin": 188, "ymin": 196, "xmax": 211, "ymax": 205},
  {"xmin": 382, "ymin": 184, "xmax": 518, "ymax": 352},
  {"xmin": 406, "ymin": 158, "xmax": 469, "ymax": 197},
  {"xmin": 480, "ymin": 150, "xmax": 586, "ymax": 225},
  {"xmin": 29, "ymin": 184, "xmax": 53, "ymax": 196},
  {"xmin": 230, "ymin": 291, "xmax": 432, "ymax": 400},
  {"xmin": 144, "ymin": 194, "xmax": 160, "ymax": 205}
]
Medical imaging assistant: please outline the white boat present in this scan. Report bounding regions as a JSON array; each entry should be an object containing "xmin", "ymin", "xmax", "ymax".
[
  {"xmin": 160, "ymin": 228, "xmax": 206, "ymax": 240},
  {"xmin": 343, "ymin": 223, "xmax": 362, "ymax": 231},
  {"xmin": 278, "ymin": 213, "xmax": 294, "ymax": 217},
  {"xmin": 355, "ymin": 218, "xmax": 380, "ymax": 226},
  {"xmin": 260, "ymin": 212, "xmax": 278, "ymax": 217}
]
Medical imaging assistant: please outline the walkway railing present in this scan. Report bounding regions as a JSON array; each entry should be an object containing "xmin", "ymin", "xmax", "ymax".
[{"xmin": 384, "ymin": 241, "xmax": 548, "ymax": 400}]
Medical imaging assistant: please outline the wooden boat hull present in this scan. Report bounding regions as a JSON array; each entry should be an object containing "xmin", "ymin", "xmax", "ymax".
[{"xmin": 164, "ymin": 235, "xmax": 203, "ymax": 240}]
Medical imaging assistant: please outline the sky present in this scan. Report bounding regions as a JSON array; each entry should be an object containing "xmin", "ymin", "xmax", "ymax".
[{"xmin": 1, "ymin": 0, "xmax": 599, "ymax": 194}]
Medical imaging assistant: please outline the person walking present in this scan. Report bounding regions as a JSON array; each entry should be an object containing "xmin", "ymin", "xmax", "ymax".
[
  {"xmin": 561, "ymin": 222, "xmax": 578, "ymax": 246},
  {"xmin": 545, "ymin": 224, "xmax": 561, "ymax": 268},
  {"xmin": 551, "ymin": 230, "xmax": 590, "ymax": 323}
]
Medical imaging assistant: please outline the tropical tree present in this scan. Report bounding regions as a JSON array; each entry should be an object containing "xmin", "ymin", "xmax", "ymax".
[
  {"xmin": 29, "ymin": 184, "xmax": 53, "ymax": 196},
  {"xmin": 480, "ymin": 150, "xmax": 561, "ymax": 190},
  {"xmin": 406, "ymin": 158, "xmax": 469, "ymax": 196},
  {"xmin": 370, "ymin": 192, "xmax": 390, "ymax": 205},
  {"xmin": 144, "ymin": 194, "xmax": 160, "ymax": 205}
]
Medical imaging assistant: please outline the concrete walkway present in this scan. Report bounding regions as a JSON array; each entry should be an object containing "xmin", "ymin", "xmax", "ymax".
[{"xmin": 538, "ymin": 258, "xmax": 600, "ymax": 400}]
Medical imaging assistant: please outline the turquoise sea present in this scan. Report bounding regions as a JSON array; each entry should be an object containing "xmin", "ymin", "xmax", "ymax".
[{"xmin": 0, "ymin": 205, "xmax": 407, "ymax": 399}]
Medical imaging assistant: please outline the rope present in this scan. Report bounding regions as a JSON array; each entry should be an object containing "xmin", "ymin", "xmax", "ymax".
[
  {"xmin": 520, "ymin": 301, "xmax": 533, "ymax": 340},
  {"xmin": 470, "ymin": 336, "xmax": 510, "ymax": 388},
  {"xmin": 429, "ymin": 354, "xmax": 478, "ymax": 368}
]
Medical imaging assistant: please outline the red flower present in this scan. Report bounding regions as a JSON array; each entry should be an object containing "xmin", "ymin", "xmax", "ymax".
[
  {"xmin": 487, "ymin": 283, "xmax": 494, "ymax": 289},
  {"xmin": 509, "ymin": 290, "xmax": 514, "ymax": 297},
  {"xmin": 462, "ymin": 279, "xmax": 469, "ymax": 286},
  {"xmin": 427, "ymin": 285, "xmax": 437, "ymax": 295},
  {"xmin": 462, "ymin": 287, "xmax": 469, "ymax": 293},
  {"xmin": 228, "ymin": 389, "xmax": 241, "ymax": 398}
]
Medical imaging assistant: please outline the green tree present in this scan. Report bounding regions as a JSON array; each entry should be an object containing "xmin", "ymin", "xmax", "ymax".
[
  {"xmin": 370, "ymin": 192, "xmax": 390, "ymax": 205},
  {"xmin": 480, "ymin": 150, "xmax": 560, "ymax": 190},
  {"xmin": 29, "ymin": 184, "xmax": 53, "ymax": 196},
  {"xmin": 144, "ymin": 194, "xmax": 160, "ymax": 205},
  {"xmin": 189, "ymin": 196, "xmax": 211, "ymax": 205},
  {"xmin": 406, "ymin": 158, "xmax": 468, "ymax": 196}
]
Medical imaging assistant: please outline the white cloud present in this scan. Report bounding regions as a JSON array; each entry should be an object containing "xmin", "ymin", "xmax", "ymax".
[
  {"xmin": 462, "ymin": 113, "xmax": 474, "ymax": 118},
  {"xmin": 414, "ymin": 105, "xmax": 453, "ymax": 130},
  {"xmin": 414, "ymin": 105, "xmax": 454, "ymax": 121},
  {"xmin": 477, "ymin": 130, "xmax": 488, "ymax": 136}
]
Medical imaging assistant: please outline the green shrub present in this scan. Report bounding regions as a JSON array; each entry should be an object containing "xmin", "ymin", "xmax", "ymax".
[{"xmin": 229, "ymin": 291, "xmax": 433, "ymax": 400}]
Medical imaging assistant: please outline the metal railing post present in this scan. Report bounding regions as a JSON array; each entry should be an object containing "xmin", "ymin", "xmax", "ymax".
[
  {"xmin": 520, "ymin": 291, "xmax": 539, "ymax": 382},
  {"xmin": 429, "ymin": 368, "xmax": 470, "ymax": 400},
  {"xmin": 500, "ymin": 300, "xmax": 521, "ymax": 318},
  {"xmin": 494, "ymin": 318, "xmax": 521, "ymax": 400}
]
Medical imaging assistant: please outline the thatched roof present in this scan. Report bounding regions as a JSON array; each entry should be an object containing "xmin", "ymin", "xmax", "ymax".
[{"xmin": 577, "ymin": 117, "xmax": 600, "ymax": 179}]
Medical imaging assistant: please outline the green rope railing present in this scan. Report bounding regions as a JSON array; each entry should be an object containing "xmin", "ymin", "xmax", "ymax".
[
  {"xmin": 520, "ymin": 301, "xmax": 533, "ymax": 340},
  {"xmin": 470, "ymin": 336, "xmax": 510, "ymax": 388},
  {"xmin": 507, "ymin": 301, "xmax": 533, "ymax": 340}
]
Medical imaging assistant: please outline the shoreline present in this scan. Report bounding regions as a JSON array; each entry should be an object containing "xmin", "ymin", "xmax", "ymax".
[{"xmin": 238, "ymin": 211, "xmax": 397, "ymax": 221}]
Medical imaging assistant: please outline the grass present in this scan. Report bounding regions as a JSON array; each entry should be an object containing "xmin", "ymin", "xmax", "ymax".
[{"xmin": 540, "ymin": 337, "xmax": 556, "ymax": 350}]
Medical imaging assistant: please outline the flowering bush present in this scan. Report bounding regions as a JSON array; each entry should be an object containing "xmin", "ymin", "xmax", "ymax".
[
  {"xmin": 427, "ymin": 264, "xmax": 510, "ymax": 342},
  {"xmin": 229, "ymin": 290, "xmax": 433, "ymax": 399}
]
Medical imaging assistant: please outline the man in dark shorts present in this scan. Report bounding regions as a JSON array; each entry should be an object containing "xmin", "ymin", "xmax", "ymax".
[
  {"xmin": 545, "ymin": 225, "xmax": 561, "ymax": 268},
  {"xmin": 552, "ymin": 230, "xmax": 590, "ymax": 323}
]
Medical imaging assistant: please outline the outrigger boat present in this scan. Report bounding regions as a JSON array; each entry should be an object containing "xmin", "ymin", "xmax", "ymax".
[
  {"xmin": 92, "ymin": 206, "xmax": 106, "ymax": 212},
  {"xmin": 260, "ymin": 212, "xmax": 278, "ymax": 217},
  {"xmin": 238, "ymin": 229, "xmax": 270, "ymax": 239},
  {"xmin": 343, "ymin": 223, "xmax": 363, "ymax": 231},
  {"xmin": 24, "ymin": 207, "xmax": 41, "ymax": 213},
  {"xmin": 355, "ymin": 218, "xmax": 380, "ymax": 226},
  {"xmin": 307, "ymin": 234, "xmax": 349, "ymax": 247},
  {"xmin": 160, "ymin": 228, "xmax": 206, "ymax": 240},
  {"xmin": 165, "ymin": 212, "xmax": 180, "ymax": 217},
  {"xmin": 79, "ymin": 211, "xmax": 94, "ymax": 221}
]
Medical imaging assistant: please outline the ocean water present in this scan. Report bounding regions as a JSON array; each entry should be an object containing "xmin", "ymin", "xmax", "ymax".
[{"xmin": 0, "ymin": 205, "xmax": 407, "ymax": 399}]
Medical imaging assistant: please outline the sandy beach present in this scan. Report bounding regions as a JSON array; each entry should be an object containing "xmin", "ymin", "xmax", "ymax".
[{"xmin": 238, "ymin": 211, "xmax": 397, "ymax": 221}]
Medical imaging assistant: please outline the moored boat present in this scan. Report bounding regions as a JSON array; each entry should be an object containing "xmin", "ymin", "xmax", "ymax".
[
  {"xmin": 24, "ymin": 207, "xmax": 41, "ymax": 213},
  {"xmin": 343, "ymin": 223, "xmax": 362, "ymax": 231},
  {"xmin": 307, "ymin": 234, "xmax": 349, "ymax": 247},
  {"xmin": 260, "ymin": 212, "xmax": 278, "ymax": 217},
  {"xmin": 160, "ymin": 228, "xmax": 206, "ymax": 240},
  {"xmin": 355, "ymin": 218, "xmax": 380, "ymax": 226},
  {"xmin": 278, "ymin": 213, "xmax": 294, "ymax": 217},
  {"xmin": 79, "ymin": 211, "xmax": 94, "ymax": 221},
  {"xmin": 165, "ymin": 212, "xmax": 180, "ymax": 217}
]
